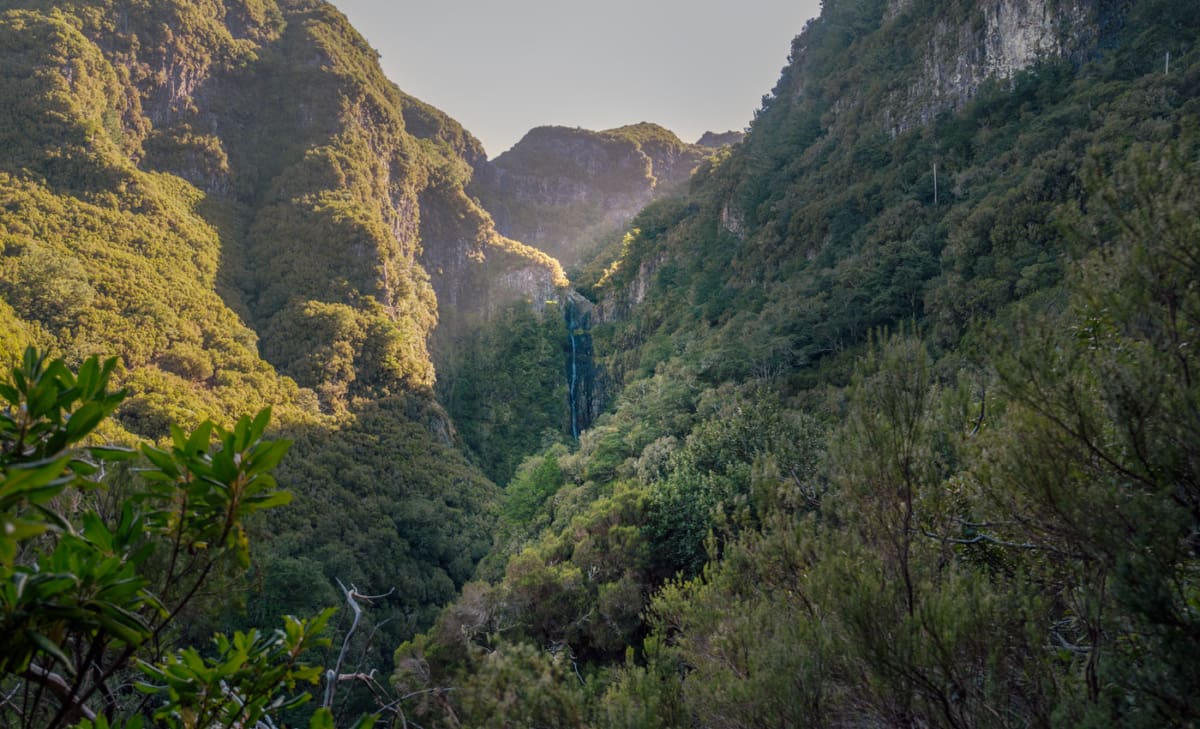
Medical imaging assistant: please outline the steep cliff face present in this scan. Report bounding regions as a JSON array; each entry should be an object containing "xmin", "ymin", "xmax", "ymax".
[
  {"xmin": 878, "ymin": 0, "xmax": 1106, "ymax": 133},
  {"xmin": 774, "ymin": 0, "xmax": 1118, "ymax": 137},
  {"xmin": 0, "ymin": 0, "xmax": 563, "ymax": 417},
  {"xmin": 709, "ymin": 0, "xmax": 1123, "ymax": 245},
  {"xmin": 395, "ymin": 92, "xmax": 568, "ymax": 318},
  {"xmin": 472, "ymin": 123, "xmax": 713, "ymax": 267},
  {"xmin": 417, "ymin": 181, "xmax": 566, "ymax": 319},
  {"xmin": 696, "ymin": 130, "xmax": 745, "ymax": 148}
]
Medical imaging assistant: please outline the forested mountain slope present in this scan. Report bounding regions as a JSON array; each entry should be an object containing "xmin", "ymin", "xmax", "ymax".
[
  {"xmin": 393, "ymin": 0, "xmax": 1200, "ymax": 726},
  {"xmin": 0, "ymin": 0, "xmax": 566, "ymax": 674},
  {"xmin": 3, "ymin": 0, "xmax": 1199, "ymax": 724}
]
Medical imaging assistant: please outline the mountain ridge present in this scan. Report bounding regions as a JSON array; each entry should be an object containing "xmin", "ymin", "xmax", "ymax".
[{"xmin": 471, "ymin": 121, "xmax": 718, "ymax": 268}]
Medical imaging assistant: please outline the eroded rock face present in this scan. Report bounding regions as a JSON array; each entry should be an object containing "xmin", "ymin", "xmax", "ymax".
[
  {"xmin": 709, "ymin": 0, "xmax": 1110, "ymax": 244},
  {"xmin": 881, "ymin": 0, "xmax": 1099, "ymax": 134}
]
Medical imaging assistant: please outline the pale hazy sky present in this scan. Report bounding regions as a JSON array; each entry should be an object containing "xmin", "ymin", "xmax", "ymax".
[{"xmin": 331, "ymin": 0, "xmax": 823, "ymax": 158}]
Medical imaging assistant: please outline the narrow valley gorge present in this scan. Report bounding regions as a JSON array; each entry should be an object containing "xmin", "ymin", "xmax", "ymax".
[{"xmin": 1, "ymin": 0, "xmax": 1198, "ymax": 726}]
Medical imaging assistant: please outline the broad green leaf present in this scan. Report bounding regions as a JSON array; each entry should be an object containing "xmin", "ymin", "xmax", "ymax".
[
  {"xmin": 67, "ymin": 459, "xmax": 99, "ymax": 477},
  {"xmin": 138, "ymin": 446, "xmax": 180, "ymax": 479},
  {"xmin": 348, "ymin": 714, "xmax": 379, "ymax": 729},
  {"xmin": 87, "ymin": 445, "xmax": 137, "ymax": 462},
  {"xmin": 309, "ymin": 708, "xmax": 335, "ymax": 729},
  {"xmin": 64, "ymin": 402, "xmax": 107, "ymax": 442},
  {"xmin": 94, "ymin": 609, "xmax": 149, "ymax": 645},
  {"xmin": 246, "ymin": 439, "xmax": 291, "ymax": 475},
  {"xmin": 0, "ymin": 383, "xmax": 18, "ymax": 403},
  {"xmin": 184, "ymin": 421, "xmax": 214, "ymax": 457},
  {"xmin": 27, "ymin": 574, "xmax": 78, "ymax": 598},
  {"xmin": 245, "ymin": 490, "xmax": 292, "ymax": 511},
  {"xmin": 0, "ymin": 456, "xmax": 72, "ymax": 506},
  {"xmin": 2, "ymin": 517, "xmax": 49, "ymax": 544},
  {"xmin": 28, "ymin": 630, "xmax": 75, "ymax": 675},
  {"xmin": 250, "ymin": 407, "xmax": 272, "ymax": 440}
]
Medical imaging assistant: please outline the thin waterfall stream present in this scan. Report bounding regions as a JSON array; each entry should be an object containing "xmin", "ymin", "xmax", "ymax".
[
  {"xmin": 569, "ymin": 328, "xmax": 579, "ymax": 439},
  {"xmin": 564, "ymin": 294, "xmax": 595, "ymax": 440}
]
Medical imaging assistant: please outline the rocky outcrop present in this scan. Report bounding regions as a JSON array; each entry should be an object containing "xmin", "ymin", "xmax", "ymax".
[
  {"xmin": 696, "ymin": 130, "xmax": 745, "ymax": 148},
  {"xmin": 593, "ymin": 250, "xmax": 668, "ymax": 327},
  {"xmin": 417, "ymin": 186, "xmax": 566, "ymax": 321},
  {"xmin": 881, "ymin": 0, "xmax": 1105, "ymax": 134},
  {"xmin": 771, "ymin": 0, "xmax": 1112, "ymax": 138}
]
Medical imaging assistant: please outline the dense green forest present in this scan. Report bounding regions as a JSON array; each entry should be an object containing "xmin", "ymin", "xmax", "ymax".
[
  {"xmin": 0, "ymin": 0, "xmax": 558, "ymax": 716},
  {"xmin": 392, "ymin": 0, "xmax": 1200, "ymax": 725},
  {"xmin": 3, "ymin": 0, "xmax": 1200, "ymax": 726}
]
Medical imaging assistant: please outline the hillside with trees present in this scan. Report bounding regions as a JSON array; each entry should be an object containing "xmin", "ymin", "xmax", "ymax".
[
  {"xmin": 2, "ymin": 0, "xmax": 1199, "ymax": 726},
  {"xmin": 0, "ymin": 0, "xmax": 562, "ymax": 702},
  {"xmin": 391, "ymin": 0, "xmax": 1200, "ymax": 726}
]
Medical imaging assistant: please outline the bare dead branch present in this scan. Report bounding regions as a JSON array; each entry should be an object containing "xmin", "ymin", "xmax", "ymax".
[
  {"xmin": 969, "ymin": 384, "xmax": 986, "ymax": 436},
  {"xmin": 920, "ymin": 528, "xmax": 1040, "ymax": 551},
  {"xmin": 323, "ymin": 580, "xmax": 396, "ymax": 710},
  {"xmin": 19, "ymin": 666, "xmax": 95, "ymax": 722}
]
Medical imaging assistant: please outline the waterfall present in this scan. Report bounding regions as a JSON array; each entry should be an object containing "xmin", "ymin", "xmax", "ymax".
[
  {"xmin": 569, "ymin": 328, "xmax": 579, "ymax": 439},
  {"xmin": 563, "ymin": 293, "xmax": 595, "ymax": 440}
]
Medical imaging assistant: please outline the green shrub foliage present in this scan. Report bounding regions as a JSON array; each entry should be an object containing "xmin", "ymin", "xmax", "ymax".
[{"xmin": 0, "ymin": 348, "xmax": 339, "ymax": 728}]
